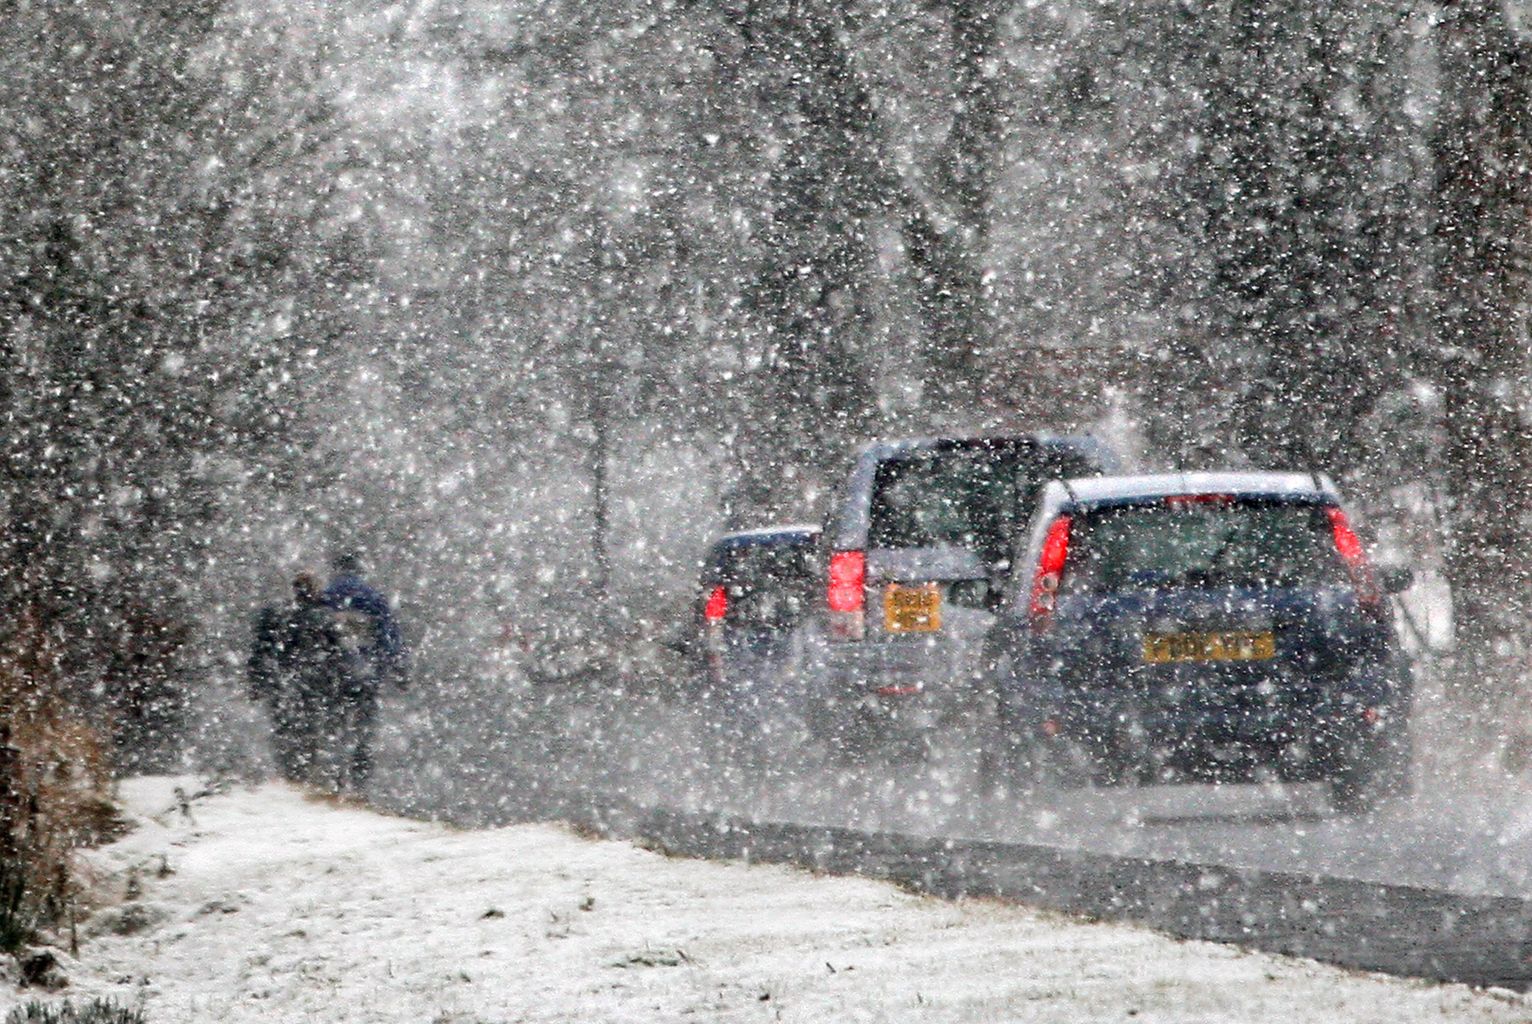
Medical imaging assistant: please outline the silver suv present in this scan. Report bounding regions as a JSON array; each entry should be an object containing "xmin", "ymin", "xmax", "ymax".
[{"xmin": 795, "ymin": 434, "xmax": 1118, "ymax": 757}]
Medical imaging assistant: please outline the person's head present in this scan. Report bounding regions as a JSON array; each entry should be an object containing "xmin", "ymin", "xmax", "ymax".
[
  {"xmin": 292, "ymin": 572, "xmax": 323, "ymax": 606},
  {"xmin": 331, "ymin": 551, "xmax": 363, "ymax": 576}
]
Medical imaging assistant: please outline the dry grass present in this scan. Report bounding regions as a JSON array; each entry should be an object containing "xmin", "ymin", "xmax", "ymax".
[
  {"xmin": 0, "ymin": 607, "xmax": 116, "ymax": 951},
  {"xmin": 298, "ymin": 788, "xmax": 373, "ymax": 811}
]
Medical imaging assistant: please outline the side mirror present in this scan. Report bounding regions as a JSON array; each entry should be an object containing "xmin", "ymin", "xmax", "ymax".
[
  {"xmin": 1379, "ymin": 565, "xmax": 1413, "ymax": 595},
  {"xmin": 661, "ymin": 625, "xmax": 695, "ymax": 655}
]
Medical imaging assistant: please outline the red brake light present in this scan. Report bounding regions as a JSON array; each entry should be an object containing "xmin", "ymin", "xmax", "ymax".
[
  {"xmin": 703, "ymin": 584, "xmax": 728, "ymax": 622},
  {"xmin": 827, "ymin": 549, "xmax": 866, "ymax": 641},
  {"xmin": 1165, "ymin": 493, "xmax": 1235, "ymax": 508},
  {"xmin": 1327, "ymin": 506, "xmax": 1363, "ymax": 562},
  {"xmin": 1326, "ymin": 506, "xmax": 1380, "ymax": 608},
  {"xmin": 827, "ymin": 550, "xmax": 866, "ymax": 613},
  {"xmin": 1029, "ymin": 515, "xmax": 1073, "ymax": 626}
]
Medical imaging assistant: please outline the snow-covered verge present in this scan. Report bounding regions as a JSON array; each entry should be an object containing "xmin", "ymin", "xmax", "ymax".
[{"xmin": 2, "ymin": 779, "xmax": 1526, "ymax": 1023}]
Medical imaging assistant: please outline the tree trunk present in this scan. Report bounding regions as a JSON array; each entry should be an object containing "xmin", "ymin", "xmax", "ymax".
[{"xmin": 1431, "ymin": 0, "xmax": 1532, "ymax": 717}]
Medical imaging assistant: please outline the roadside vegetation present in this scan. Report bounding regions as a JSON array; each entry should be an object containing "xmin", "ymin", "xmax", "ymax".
[{"xmin": 5, "ymin": 999, "xmax": 145, "ymax": 1024}]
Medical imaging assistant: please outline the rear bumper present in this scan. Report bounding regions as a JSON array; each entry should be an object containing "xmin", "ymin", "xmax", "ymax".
[
  {"xmin": 701, "ymin": 627, "xmax": 793, "ymax": 692},
  {"xmin": 999, "ymin": 667, "xmax": 1405, "ymax": 761},
  {"xmin": 803, "ymin": 632, "xmax": 977, "ymax": 731}
]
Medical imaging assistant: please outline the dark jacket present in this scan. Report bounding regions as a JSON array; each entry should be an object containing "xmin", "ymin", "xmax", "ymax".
[
  {"xmin": 323, "ymin": 574, "xmax": 405, "ymax": 688},
  {"xmin": 247, "ymin": 605, "xmax": 285, "ymax": 701},
  {"xmin": 278, "ymin": 600, "xmax": 349, "ymax": 701}
]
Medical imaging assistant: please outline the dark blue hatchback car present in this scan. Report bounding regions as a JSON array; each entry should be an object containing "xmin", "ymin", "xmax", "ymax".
[
  {"xmin": 984, "ymin": 472, "xmax": 1411, "ymax": 811},
  {"xmin": 689, "ymin": 525, "xmax": 820, "ymax": 753}
]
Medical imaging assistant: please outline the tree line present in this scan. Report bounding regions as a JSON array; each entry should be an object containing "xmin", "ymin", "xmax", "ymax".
[{"xmin": 0, "ymin": 0, "xmax": 1526, "ymax": 788}]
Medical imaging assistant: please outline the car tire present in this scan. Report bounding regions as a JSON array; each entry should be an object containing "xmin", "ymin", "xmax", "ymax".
[
  {"xmin": 897, "ymin": 731, "xmax": 933, "ymax": 766},
  {"xmin": 1330, "ymin": 734, "xmax": 1394, "ymax": 815},
  {"xmin": 979, "ymin": 738, "xmax": 1030, "ymax": 794},
  {"xmin": 983, "ymin": 656, "xmax": 1038, "ymax": 791},
  {"xmin": 1377, "ymin": 721, "xmax": 1414, "ymax": 797},
  {"xmin": 1035, "ymin": 738, "xmax": 1094, "ymax": 790},
  {"xmin": 978, "ymin": 745, "xmax": 1004, "ymax": 791},
  {"xmin": 824, "ymin": 711, "xmax": 875, "ymax": 766},
  {"xmin": 1330, "ymin": 772, "xmax": 1377, "ymax": 815},
  {"xmin": 1098, "ymin": 719, "xmax": 1150, "ymax": 788},
  {"xmin": 1506, "ymin": 733, "xmax": 1532, "ymax": 775}
]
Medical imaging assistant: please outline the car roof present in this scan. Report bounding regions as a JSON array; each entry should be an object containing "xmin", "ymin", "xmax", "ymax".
[
  {"xmin": 711, "ymin": 524, "xmax": 821, "ymax": 546},
  {"xmin": 856, "ymin": 433, "xmax": 1114, "ymax": 463},
  {"xmin": 1052, "ymin": 471, "xmax": 1340, "ymax": 507}
]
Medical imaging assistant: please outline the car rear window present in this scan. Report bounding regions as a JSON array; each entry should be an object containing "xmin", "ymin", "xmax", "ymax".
[
  {"xmin": 1062, "ymin": 500, "xmax": 1346, "ymax": 593},
  {"xmin": 868, "ymin": 444, "xmax": 1098, "ymax": 561},
  {"xmin": 707, "ymin": 538, "xmax": 816, "ymax": 587}
]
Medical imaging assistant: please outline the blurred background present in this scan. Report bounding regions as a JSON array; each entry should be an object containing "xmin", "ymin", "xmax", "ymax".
[{"xmin": 0, "ymin": 0, "xmax": 1525, "ymax": 787}]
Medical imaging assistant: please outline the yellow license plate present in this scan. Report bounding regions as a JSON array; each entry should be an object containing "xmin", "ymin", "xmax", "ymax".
[
  {"xmin": 1143, "ymin": 630, "xmax": 1275, "ymax": 663},
  {"xmin": 884, "ymin": 584, "xmax": 942, "ymax": 634}
]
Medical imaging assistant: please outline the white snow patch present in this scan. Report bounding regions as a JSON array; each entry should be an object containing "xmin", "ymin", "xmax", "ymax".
[{"xmin": 5, "ymin": 777, "xmax": 1527, "ymax": 1022}]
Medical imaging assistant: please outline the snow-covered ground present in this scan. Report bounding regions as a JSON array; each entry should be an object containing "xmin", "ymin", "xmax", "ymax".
[{"xmin": 4, "ymin": 778, "xmax": 1528, "ymax": 1023}]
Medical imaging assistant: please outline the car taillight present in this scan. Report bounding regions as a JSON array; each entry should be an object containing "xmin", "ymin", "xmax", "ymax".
[
  {"xmin": 1165, "ymin": 493, "xmax": 1235, "ymax": 508},
  {"xmin": 1029, "ymin": 515, "xmax": 1072, "ymax": 630},
  {"xmin": 828, "ymin": 550, "xmax": 866, "ymax": 611},
  {"xmin": 703, "ymin": 585, "xmax": 728, "ymax": 623},
  {"xmin": 827, "ymin": 549, "xmax": 866, "ymax": 640},
  {"xmin": 1326, "ymin": 506, "xmax": 1381, "ymax": 611}
]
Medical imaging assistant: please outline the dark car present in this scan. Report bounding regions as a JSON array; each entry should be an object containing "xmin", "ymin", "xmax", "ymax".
[
  {"xmin": 984, "ymin": 471, "xmax": 1412, "ymax": 811},
  {"xmin": 691, "ymin": 525, "xmax": 821, "ymax": 751},
  {"xmin": 794, "ymin": 434, "xmax": 1119, "ymax": 759}
]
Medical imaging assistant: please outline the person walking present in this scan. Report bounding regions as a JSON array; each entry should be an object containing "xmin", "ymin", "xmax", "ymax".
[
  {"xmin": 276, "ymin": 572, "xmax": 349, "ymax": 786},
  {"xmin": 246, "ymin": 600, "xmax": 301, "ymax": 780},
  {"xmin": 323, "ymin": 552, "xmax": 406, "ymax": 791}
]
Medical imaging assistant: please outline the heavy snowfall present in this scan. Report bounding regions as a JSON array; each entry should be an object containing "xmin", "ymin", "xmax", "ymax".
[{"xmin": 0, "ymin": 0, "xmax": 1529, "ymax": 1021}]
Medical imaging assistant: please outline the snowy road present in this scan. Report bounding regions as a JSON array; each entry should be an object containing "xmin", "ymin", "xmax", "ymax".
[
  {"xmin": 13, "ymin": 778, "xmax": 1531, "ymax": 1023},
  {"xmin": 377, "ymin": 673, "xmax": 1532, "ymax": 901}
]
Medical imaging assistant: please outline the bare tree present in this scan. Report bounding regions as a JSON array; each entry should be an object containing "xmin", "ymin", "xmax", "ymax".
[
  {"xmin": 1430, "ymin": 0, "xmax": 1532, "ymax": 714},
  {"xmin": 0, "ymin": 0, "xmax": 358, "ymax": 764}
]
